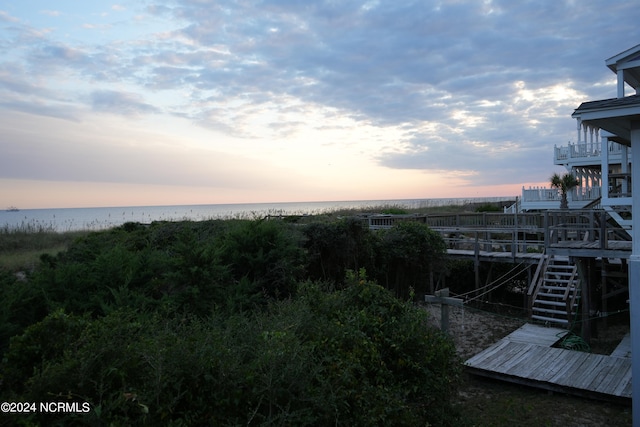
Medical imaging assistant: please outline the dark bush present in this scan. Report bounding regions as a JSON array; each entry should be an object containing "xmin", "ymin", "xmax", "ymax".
[
  {"xmin": 0, "ymin": 218, "xmax": 461, "ymax": 426},
  {"xmin": 1, "ymin": 276, "xmax": 461, "ymax": 426},
  {"xmin": 303, "ymin": 217, "xmax": 377, "ymax": 284},
  {"xmin": 377, "ymin": 221, "xmax": 446, "ymax": 299},
  {"xmin": 215, "ymin": 219, "xmax": 306, "ymax": 304}
]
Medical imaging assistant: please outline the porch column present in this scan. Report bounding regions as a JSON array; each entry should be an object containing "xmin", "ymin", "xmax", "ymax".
[
  {"xmin": 602, "ymin": 135, "xmax": 609, "ymax": 203},
  {"xmin": 629, "ymin": 121, "xmax": 640, "ymax": 425},
  {"xmin": 577, "ymin": 119, "xmax": 582, "ymax": 143},
  {"xmin": 618, "ymin": 69, "xmax": 625, "ymax": 98},
  {"xmin": 622, "ymin": 145, "xmax": 629, "ymax": 195}
]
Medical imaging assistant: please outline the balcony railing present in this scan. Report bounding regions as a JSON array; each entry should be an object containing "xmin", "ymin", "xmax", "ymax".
[
  {"xmin": 521, "ymin": 186, "xmax": 601, "ymax": 203},
  {"xmin": 554, "ymin": 141, "xmax": 626, "ymax": 164}
]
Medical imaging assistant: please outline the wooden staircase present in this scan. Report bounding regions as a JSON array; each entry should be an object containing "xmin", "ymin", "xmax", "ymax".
[{"xmin": 528, "ymin": 255, "xmax": 581, "ymax": 327}]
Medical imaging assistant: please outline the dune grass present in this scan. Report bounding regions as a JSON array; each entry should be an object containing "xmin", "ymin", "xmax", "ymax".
[
  {"xmin": 284, "ymin": 200, "xmax": 505, "ymax": 223},
  {"xmin": 0, "ymin": 223, "xmax": 88, "ymax": 272},
  {"xmin": 0, "ymin": 200, "xmax": 510, "ymax": 271}
]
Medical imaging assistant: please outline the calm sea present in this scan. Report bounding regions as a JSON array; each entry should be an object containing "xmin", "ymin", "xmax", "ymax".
[{"xmin": 1, "ymin": 197, "xmax": 513, "ymax": 232}]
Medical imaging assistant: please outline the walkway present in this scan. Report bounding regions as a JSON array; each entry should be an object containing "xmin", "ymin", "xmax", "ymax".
[
  {"xmin": 362, "ymin": 210, "xmax": 632, "ymax": 261},
  {"xmin": 465, "ymin": 323, "xmax": 632, "ymax": 403},
  {"xmin": 447, "ymin": 248, "xmax": 544, "ymax": 264}
]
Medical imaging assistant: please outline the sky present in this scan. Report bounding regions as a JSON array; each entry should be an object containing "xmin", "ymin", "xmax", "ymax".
[{"xmin": 1, "ymin": 1, "xmax": 639, "ymax": 209}]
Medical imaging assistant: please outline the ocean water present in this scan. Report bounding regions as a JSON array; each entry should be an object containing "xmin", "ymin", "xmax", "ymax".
[{"xmin": 1, "ymin": 197, "xmax": 513, "ymax": 232}]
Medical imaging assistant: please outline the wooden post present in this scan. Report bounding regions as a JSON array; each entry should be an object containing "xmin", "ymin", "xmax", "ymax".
[
  {"xmin": 600, "ymin": 209, "xmax": 607, "ymax": 250},
  {"xmin": 425, "ymin": 288, "xmax": 463, "ymax": 334},
  {"xmin": 428, "ymin": 264, "xmax": 434, "ymax": 295},
  {"xmin": 576, "ymin": 258, "xmax": 591, "ymax": 343},
  {"xmin": 474, "ymin": 232, "xmax": 480, "ymax": 290}
]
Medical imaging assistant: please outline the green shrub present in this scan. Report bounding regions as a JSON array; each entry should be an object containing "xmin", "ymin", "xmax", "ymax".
[
  {"xmin": 377, "ymin": 221, "xmax": 446, "ymax": 298},
  {"xmin": 475, "ymin": 203, "xmax": 501, "ymax": 212},
  {"xmin": 1, "ymin": 218, "xmax": 462, "ymax": 426},
  {"xmin": 303, "ymin": 218, "xmax": 377, "ymax": 284},
  {"xmin": 0, "ymin": 269, "xmax": 50, "ymax": 355},
  {"xmin": 379, "ymin": 206, "xmax": 409, "ymax": 215},
  {"xmin": 1, "ymin": 276, "xmax": 461, "ymax": 426},
  {"xmin": 216, "ymin": 219, "xmax": 306, "ymax": 302}
]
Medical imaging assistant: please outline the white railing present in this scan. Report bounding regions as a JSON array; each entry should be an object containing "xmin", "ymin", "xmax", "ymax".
[
  {"xmin": 520, "ymin": 186, "xmax": 602, "ymax": 211},
  {"xmin": 554, "ymin": 141, "xmax": 625, "ymax": 164},
  {"xmin": 554, "ymin": 142, "xmax": 600, "ymax": 161},
  {"xmin": 572, "ymin": 185, "xmax": 602, "ymax": 201},
  {"xmin": 523, "ymin": 187, "xmax": 561, "ymax": 202}
]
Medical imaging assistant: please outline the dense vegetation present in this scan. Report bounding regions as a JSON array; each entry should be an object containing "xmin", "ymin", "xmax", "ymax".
[{"xmin": 0, "ymin": 218, "xmax": 462, "ymax": 426}]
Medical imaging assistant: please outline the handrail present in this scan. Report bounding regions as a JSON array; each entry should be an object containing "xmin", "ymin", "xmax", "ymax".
[
  {"xmin": 528, "ymin": 253, "xmax": 547, "ymax": 297},
  {"xmin": 362, "ymin": 209, "xmax": 628, "ymax": 254},
  {"xmin": 566, "ymin": 277, "xmax": 580, "ymax": 323},
  {"xmin": 554, "ymin": 140, "xmax": 624, "ymax": 162}
]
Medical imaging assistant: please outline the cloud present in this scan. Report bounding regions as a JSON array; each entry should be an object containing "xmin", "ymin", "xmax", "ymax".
[
  {"xmin": 82, "ymin": 23, "xmax": 112, "ymax": 30},
  {"xmin": 90, "ymin": 90, "xmax": 160, "ymax": 116},
  {"xmin": 1, "ymin": 0, "xmax": 639, "ymax": 199},
  {"xmin": 40, "ymin": 10, "xmax": 61, "ymax": 17},
  {"xmin": 0, "ymin": 10, "xmax": 19, "ymax": 23},
  {"xmin": 0, "ymin": 112, "xmax": 299, "ymax": 190}
]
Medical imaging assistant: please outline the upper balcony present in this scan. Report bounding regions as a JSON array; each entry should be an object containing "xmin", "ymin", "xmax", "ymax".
[{"xmin": 554, "ymin": 141, "xmax": 625, "ymax": 167}]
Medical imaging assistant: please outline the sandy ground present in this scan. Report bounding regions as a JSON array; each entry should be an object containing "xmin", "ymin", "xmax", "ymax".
[{"xmin": 423, "ymin": 302, "xmax": 525, "ymax": 360}]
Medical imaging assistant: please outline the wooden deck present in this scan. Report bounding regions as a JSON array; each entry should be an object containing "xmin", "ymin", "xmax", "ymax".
[
  {"xmin": 447, "ymin": 249, "xmax": 544, "ymax": 264},
  {"xmin": 465, "ymin": 324, "xmax": 632, "ymax": 403},
  {"xmin": 364, "ymin": 210, "xmax": 633, "ymax": 260},
  {"xmin": 548, "ymin": 240, "xmax": 632, "ymax": 258}
]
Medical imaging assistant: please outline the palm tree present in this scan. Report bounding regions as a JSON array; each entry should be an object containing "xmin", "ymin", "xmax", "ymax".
[{"xmin": 550, "ymin": 172, "xmax": 581, "ymax": 209}]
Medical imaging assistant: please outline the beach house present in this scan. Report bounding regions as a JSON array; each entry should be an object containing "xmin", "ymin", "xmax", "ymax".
[
  {"xmin": 515, "ymin": 43, "xmax": 640, "ymax": 422},
  {"xmin": 520, "ymin": 44, "xmax": 640, "ymax": 224},
  {"xmin": 368, "ymin": 46, "xmax": 640, "ymax": 408},
  {"xmin": 567, "ymin": 42, "xmax": 640, "ymax": 425}
]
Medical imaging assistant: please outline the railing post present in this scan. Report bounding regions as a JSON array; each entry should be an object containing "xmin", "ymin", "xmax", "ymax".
[
  {"xmin": 544, "ymin": 211, "xmax": 549, "ymax": 251},
  {"xmin": 474, "ymin": 231, "xmax": 480, "ymax": 290},
  {"xmin": 511, "ymin": 226, "xmax": 516, "ymax": 259},
  {"xmin": 600, "ymin": 210, "xmax": 607, "ymax": 250}
]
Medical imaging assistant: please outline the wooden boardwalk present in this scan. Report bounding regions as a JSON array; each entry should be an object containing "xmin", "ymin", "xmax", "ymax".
[
  {"xmin": 465, "ymin": 324, "xmax": 632, "ymax": 403},
  {"xmin": 447, "ymin": 249, "xmax": 544, "ymax": 264}
]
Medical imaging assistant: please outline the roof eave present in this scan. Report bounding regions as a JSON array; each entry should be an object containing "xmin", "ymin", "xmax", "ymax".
[
  {"xmin": 572, "ymin": 102, "xmax": 640, "ymax": 145},
  {"xmin": 605, "ymin": 43, "xmax": 640, "ymax": 72}
]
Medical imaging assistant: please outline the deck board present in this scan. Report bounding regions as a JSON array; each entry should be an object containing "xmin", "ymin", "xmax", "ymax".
[
  {"xmin": 504, "ymin": 323, "xmax": 567, "ymax": 346},
  {"xmin": 611, "ymin": 333, "xmax": 631, "ymax": 358},
  {"xmin": 464, "ymin": 339, "xmax": 510, "ymax": 366},
  {"xmin": 465, "ymin": 324, "xmax": 632, "ymax": 401},
  {"xmin": 584, "ymin": 357, "xmax": 618, "ymax": 392},
  {"xmin": 549, "ymin": 351, "xmax": 590, "ymax": 385},
  {"xmin": 573, "ymin": 357, "xmax": 607, "ymax": 389},
  {"xmin": 512, "ymin": 348, "xmax": 558, "ymax": 378}
]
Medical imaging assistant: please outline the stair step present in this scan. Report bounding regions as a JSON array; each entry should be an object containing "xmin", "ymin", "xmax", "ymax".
[
  {"xmin": 533, "ymin": 307, "xmax": 571, "ymax": 316},
  {"xmin": 537, "ymin": 293, "xmax": 565, "ymax": 299},
  {"xmin": 531, "ymin": 314, "xmax": 569, "ymax": 325},
  {"xmin": 545, "ymin": 271, "xmax": 574, "ymax": 276},
  {"xmin": 540, "ymin": 286, "xmax": 578, "ymax": 292},
  {"xmin": 536, "ymin": 296, "xmax": 580, "ymax": 304},
  {"xmin": 543, "ymin": 279, "xmax": 574, "ymax": 284},
  {"xmin": 534, "ymin": 299, "xmax": 566, "ymax": 307},
  {"xmin": 529, "ymin": 256, "xmax": 581, "ymax": 326}
]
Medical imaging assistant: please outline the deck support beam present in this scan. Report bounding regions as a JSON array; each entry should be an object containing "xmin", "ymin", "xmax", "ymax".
[{"xmin": 576, "ymin": 258, "xmax": 592, "ymax": 343}]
